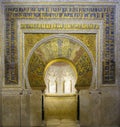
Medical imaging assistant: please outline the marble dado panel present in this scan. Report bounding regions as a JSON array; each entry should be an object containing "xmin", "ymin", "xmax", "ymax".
[
  {"xmin": 30, "ymin": 90, "xmax": 42, "ymax": 126},
  {"xmin": 80, "ymin": 88, "xmax": 120, "ymax": 126},
  {"xmin": 1, "ymin": 90, "xmax": 31, "ymax": 127},
  {"xmin": 2, "ymin": 95, "xmax": 21, "ymax": 127},
  {"xmin": 101, "ymin": 88, "xmax": 120, "ymax": 125},
  {"xmin": 0, "ymin": 93, "xmax": 2, "ymax": 127},
  {"xmin": 3, "ymin": 5, "xmax": 116, "ymax": 86}
]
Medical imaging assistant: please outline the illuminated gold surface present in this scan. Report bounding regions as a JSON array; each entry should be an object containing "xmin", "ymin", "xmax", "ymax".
[
  {"xmin": 44, "ymin": 94, "xmax": 77, "ymax": 120},
  {"xmin": 28, "ymin": 53, "xmax": 45, "ymax": 87},
  {"xmin": 24, "ymin": 34, "xmax": 51, "ymax": 61},
  {"xmin": 26, "ymin": 34, "xmax": 94, "ymax": 88},
  {"xmin": 21, "ymin": 24, "xmax": 99, "ymax": 30},
  {"xmin": 25, "ymin": 34, "xmax": 96, "ymax": 61},
  {"xmin": 70, "ymin": 34, "xmax": 96, "ymax": 61}
]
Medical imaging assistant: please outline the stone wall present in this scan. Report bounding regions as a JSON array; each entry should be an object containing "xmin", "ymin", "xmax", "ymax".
[
  {"xmin": 21, "ymin": 91, "xmax": 31, "ymax": 127},
  {"xmin": 30, "ymin": 90, "xmax": 42, "ymax": 127},
  {"xmin": 2, "ymin": 95, "xmax": 21, "ymax": 127},
  {"xmin": 0, "ymin": 90, "xmax": 31, "ymax": 127},
  {"xmin": 0, "ymin": 92, "xmax": 2, "ymax": 127},
  {"xmin": 80, "ymin": 88, "xmax": 120, "ymax": 127}
]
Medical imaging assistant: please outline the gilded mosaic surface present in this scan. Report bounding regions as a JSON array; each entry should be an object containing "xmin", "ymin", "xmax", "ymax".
[
  {"xmin": 45, "ymin": 94, "xmax": 77, "ymax": 120},
  {"xmin": 5, "ymin": 5, "xmax": 115, "ymax": 84},
  {"xmin": 25, "ymin": 33, "xmax": 96, "ymax": 62},
  {"xmin": 25, "ymin": 34, "xmax": 51, "ymax": 61},
  {"xmin": 28, "ymin": 35, "xmax": 93, "ymax": 88}
]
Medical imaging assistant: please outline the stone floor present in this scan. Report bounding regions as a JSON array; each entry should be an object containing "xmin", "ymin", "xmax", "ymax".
[{"xmin": 45, "ymin": 119, "xmax": 80, "ymax": 127}]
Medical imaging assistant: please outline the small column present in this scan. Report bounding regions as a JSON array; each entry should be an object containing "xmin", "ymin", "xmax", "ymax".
[
  {"xmin": 42, "ymin": 91, "xmax": 44, "ymax": 121},
  {"xmin": 77, "ymin": 91, "xmax": 80, "ymax": 121},
  {"xmin": 75, "ymin": 84, "xmax": 80, "ymax": 124},
  {"xmin": 40, "ymin": 85, "xmax": 46, "ymax": 127}
]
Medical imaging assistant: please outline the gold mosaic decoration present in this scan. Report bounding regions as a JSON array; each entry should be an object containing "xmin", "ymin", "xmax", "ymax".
[
  {"xmin": 24, "ymin": 34, "xmax": 51, "ymax": 61},
  {"xmin": 5, "ymin": 5, "xmax": 115, "ymax": 84},
  {"xmin": 27, "ymin": 34, "xmax": 94, "ymax": 89},
  {"xmin": 45, "ymin": 94, "xmax": 77, "ymax": 120},
  {"xmin": 25, "ymin": 34, "xmax": 96, "ymax": 61}
]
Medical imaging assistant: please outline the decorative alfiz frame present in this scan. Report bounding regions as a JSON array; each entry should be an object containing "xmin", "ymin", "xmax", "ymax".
[{"xmin": 3, "ymin": 4, "xmax": 116, "ymax": 87}]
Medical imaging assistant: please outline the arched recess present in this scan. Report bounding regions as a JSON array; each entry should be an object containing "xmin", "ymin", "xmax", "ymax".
[
  {"xmin": 44, "ymin": 58, "xmax": 78, "ymax": 94},
  {"xmin": 25, "ymin": 34, "xmax": 95, "ymax": 91}
]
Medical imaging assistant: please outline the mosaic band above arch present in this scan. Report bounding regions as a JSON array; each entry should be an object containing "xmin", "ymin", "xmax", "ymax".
[{"xmin": 4, "ymin": 5, "xmax": 115, "ymax": 84}]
